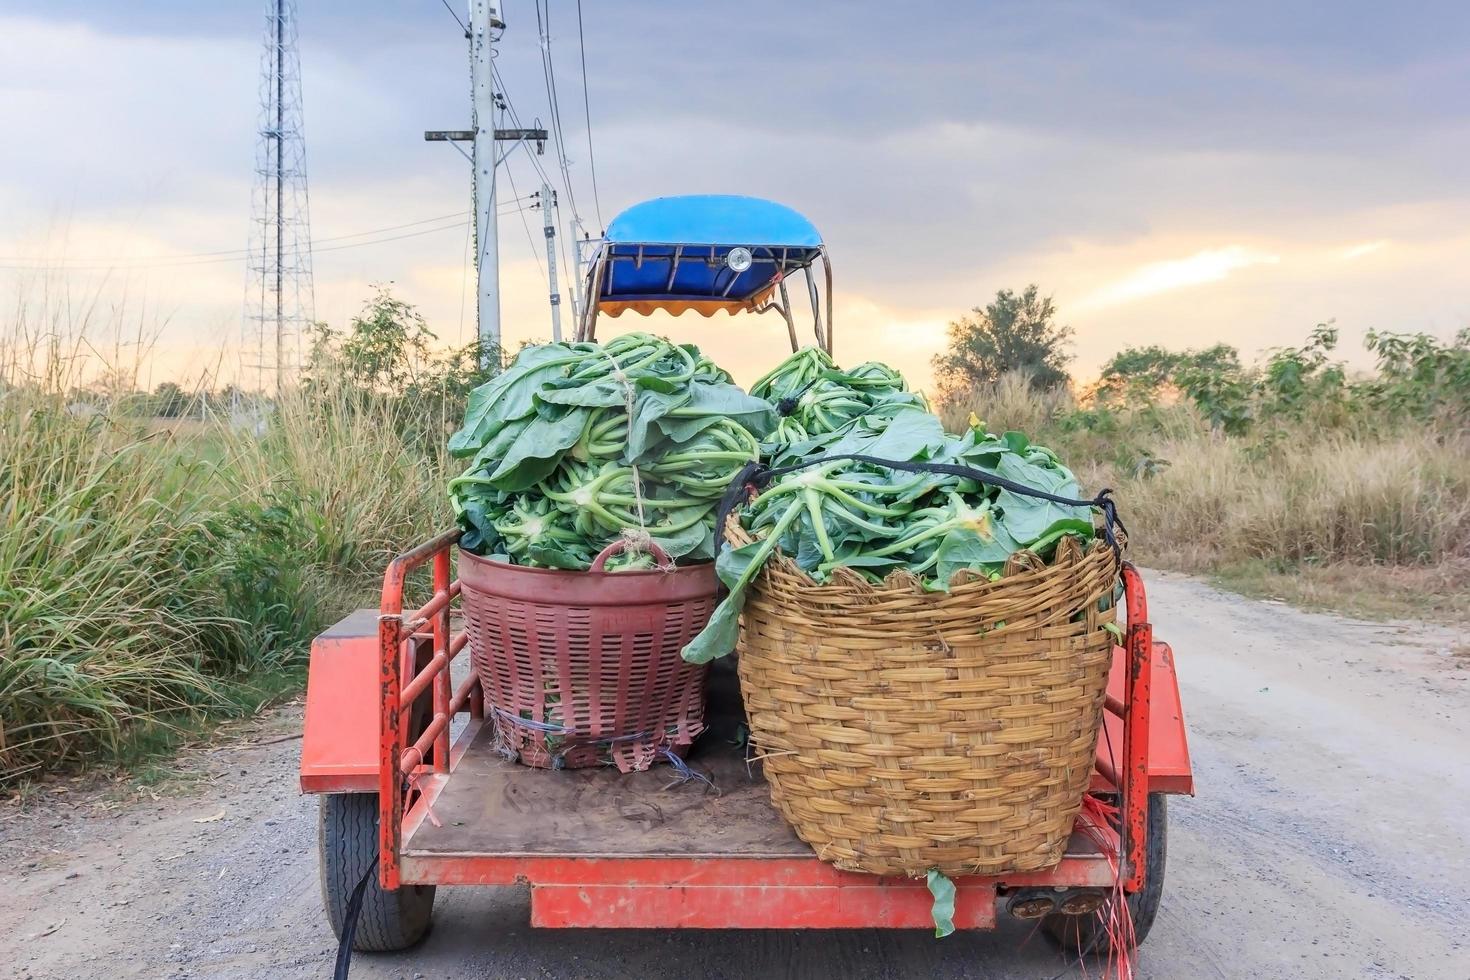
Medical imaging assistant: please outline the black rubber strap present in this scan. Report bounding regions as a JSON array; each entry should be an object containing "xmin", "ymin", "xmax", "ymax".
[
  {"xmin": 713, "ymin": 459, "xmax": 767, "ymax": 564},
  {"xmin": 713, "ymin": 453, "xmax": 1126, "ymax": 569},
  {"xmin": 773, "ymin": 377, "xmax": 820, "ymax": 417},
  {"xmin": 333, "ymin": 855, "xmax": 379, "ymax": 980}
]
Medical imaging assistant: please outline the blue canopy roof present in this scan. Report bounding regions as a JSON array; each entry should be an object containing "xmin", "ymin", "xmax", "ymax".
[
  {"xmin": 604, "ymin": 195, "xmax": 822, "ymax": 248},
  {"xmin": 593, "ymin": 195, "xmax": 824, "ymax": 317}
]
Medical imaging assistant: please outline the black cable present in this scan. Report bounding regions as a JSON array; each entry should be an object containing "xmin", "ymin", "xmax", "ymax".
[
  {"xmin": 1, "ymin": 219, "xmax": 477, "ymax": 272},
  {"xmin": 534, "ymin": 0, "xmax": 582, "ymax": 226},
  {"xmin": 575, "ymin": 0, "xmax": 604, "ymax": 231},
  {"xmin": 492, "ymin": 63, "xmax": 557, "ymax": 190},
  {"xmin": 494, "ymin": 63, "xmax": 581, "ymax": 293},
  {"xmin": 436, "ymin": 0, "xmax": 469, "ymax": 36},
  {"xmin": 0, "ymin": 212, "xmax": 475, "ymax": 268},
  {"xmin": 499, "ymin": 119, "xmax": 548, "ymax": 284},
  {"xmin": 332, "ymin": 854, "xmax": 378, "ymax": 980},
  {"xmin": 547, "ymin": 191, "xmax": 576, "ymax": 307},
  {"xmin": 713, "ymin": 454, "xmax": 1126, "ymax": 575}
]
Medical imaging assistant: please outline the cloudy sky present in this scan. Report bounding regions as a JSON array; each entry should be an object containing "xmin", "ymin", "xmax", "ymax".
[{"xmin": 2, "ymin": 0, "xmax": 1467, "ymax": 391}]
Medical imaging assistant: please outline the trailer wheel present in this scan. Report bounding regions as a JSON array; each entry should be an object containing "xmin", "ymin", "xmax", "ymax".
[
  {"xmin": 319, "ymin": 793, "xmax": 435, "ymax": 952},
  {"xmin": 1044, "ymin": 793, "xmax": 1167, "ymax": 955}
]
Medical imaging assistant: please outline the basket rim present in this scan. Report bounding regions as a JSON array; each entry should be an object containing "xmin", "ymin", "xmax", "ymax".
[
  {"xmin": 457, "ymin": 542, "xmax": 713, "ymax": 580},
  {"xmin": 722, "ymin": 514, "xmax": 1116, "ymax": 601}
]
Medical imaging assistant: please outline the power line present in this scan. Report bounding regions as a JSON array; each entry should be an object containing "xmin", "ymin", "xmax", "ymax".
[
  {"xmin": 2, "ymin": 222, "xmax": 458, "ymax": 270},
  {"xmin": 499, "ymin": 125, "xmax": 546, "ymax": 284},
  {"xmin": 549, "ymin": 190, "xmax": 576, "ymax": 316},
  {"xmin": 458, "ymin": 209, "xmax": 473, "ymax": 342},
  {"xmin": 0, "ymin": 205, "xmax": 531, "ymax": 268},
  {"xmin": 435, "ymin": 0, "xmax": 468, "ymax": 36},
  {"xmin": 575, "ymin": 0, "xmax": 604, "ymax": 231},
  {"xmin": 534, "ymin": 0, "xmax": 581, "ymax": 227},
  {"xmin": 491, "ymin": 57, "xmax": 575, "ymax": 297},
  {"xmin": 492, "ymin": 62, "xmax": 557, "ymax": 191},
  {"xmin": 0, "ymin": 208, "xmax": 531, "ymax": 271},
  {"xmin": 0, "ymin": 210, "xmax": 480, "ymax": 266}
]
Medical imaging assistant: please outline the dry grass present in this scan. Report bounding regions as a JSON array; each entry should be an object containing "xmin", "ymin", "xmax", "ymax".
[
  {"xmin": 1, "ymin": 399, "xmax": 229, "ymax": 781},
  {"xmin": 1094, "ymin": 431, "xmax": 1470, "ymax": 571},
  {"xmin": 942, "ymin": 374, "xmax": 1470, "ymax": 622},
  {"xmin": 0, "ymin": 285, "xmax": 462, "ymax": 786},
  {"xmin": 5, "ymin": 320, "xmax": 1466, "ymax": 785},
  {"xmin": 1209, "ymin": 560, "xmax": 1470, "ymax": 622},
  {"xmin": 220, "ymin": 384, "xmax": 452, "ymax": 583},
  {"xmin": 0, "ymin": 372, "xmax": 450, "ymax": 786},
  {"xmin": 937, "ymin": 371, "xmax": 1073, "ymax": 436}
]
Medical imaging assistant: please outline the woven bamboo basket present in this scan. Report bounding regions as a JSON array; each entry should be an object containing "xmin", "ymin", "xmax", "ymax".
[{"xmin": 730, "ymin": 524, "xmax": 1118, "ymax": 878}]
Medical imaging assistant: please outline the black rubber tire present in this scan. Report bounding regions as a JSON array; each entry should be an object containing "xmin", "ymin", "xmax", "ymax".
[
  {"xmin": 319, "ymin": 793, "xmax": 435, "ymax": 952},
  {"xmin": 1044, "ymin": 793, "xmax": 1167, "ymax": 955}
]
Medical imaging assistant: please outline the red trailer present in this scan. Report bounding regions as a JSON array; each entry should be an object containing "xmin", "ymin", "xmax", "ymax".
[
  {"xmin": 300, "ymin": 531, "xmax": 1191, "ymax": 953},
  {"xmin": 298, "ymin": 197, "xmax": 1193, "ymax": 965}
]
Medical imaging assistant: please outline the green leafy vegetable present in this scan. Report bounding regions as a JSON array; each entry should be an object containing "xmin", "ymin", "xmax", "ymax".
[
  {"xmin": 753, "ymin": 346, "xmax": 930, "ymax": 446},
  {"xmin": 682, "ymin": 349, "xmax": 1098, "ymax": 663},
  {"xmin": 448, "ymin": 334, "xmax": 774, "ymax": 569}
]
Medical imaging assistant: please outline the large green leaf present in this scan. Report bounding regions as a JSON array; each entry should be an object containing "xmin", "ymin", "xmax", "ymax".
[
  {"xmin": 992, "ymin": 453, "xmax": 1091, "ymax": 544},
  {"xmin": 822, "ymin": 406, "xmax": 945, "ymax": 462},
  {"xmin": 681, "ymin": 596, "xmax": 742, "ymax": 665},
  {"xmin": 535, "ymin": 377, "xmax": 631, "ymax": 409},
  {"xmin": 466, "ymin": 415, "xmax": 531, "ymax": 473},
  {"xmin": 932, "ymin": 517, "xmax": 1020, "ymax": 587},
  {"xmin": 681, "ymin": 538, "xmax": 765, "ymax": 663},
  {"xmin": 656, "ymin": 382, "xmax": 778, "ymax": 446},
  {"xmin": 527, "ymin": 537, "xmax": 595, "ymax": 570},
  {"xmin": 448, "ymin": 344, "xmax": 582, "ymax": 457},
  {"xmin": 483, "ymin": 407, "xmax": 590, "ymax": 491},
  {"xmin": 647, "ymin": 518, "xmax": 713, "ymax": 560}
]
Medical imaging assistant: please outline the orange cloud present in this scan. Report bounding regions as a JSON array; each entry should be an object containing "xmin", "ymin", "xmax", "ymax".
[{"xmin": 1074, "ymin": 246, "xmax": 1282, "ymax": 311}]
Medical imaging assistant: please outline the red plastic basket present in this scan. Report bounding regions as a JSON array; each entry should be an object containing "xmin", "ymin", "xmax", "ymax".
[{"xmin": 458, "ymin": 540, "xmax": 715, "ymax": 772}]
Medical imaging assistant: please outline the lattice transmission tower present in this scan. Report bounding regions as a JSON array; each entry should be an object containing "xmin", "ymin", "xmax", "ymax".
[{"xmin": 243, "ymin": 0, "xmax": 314, "ymax": 397}]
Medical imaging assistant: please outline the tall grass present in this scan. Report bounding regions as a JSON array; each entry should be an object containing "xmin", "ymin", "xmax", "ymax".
[
  {"xmin": 943, "ymin": 372, "xmax": 1470, "ymax": 603},
  {"xmin": 936, "ymin": 370, "xmax": 1073, "ymax": 436},
  {"xmin": 1107, "ymin": 430, "xmax": 1470, "ymax": 569},
  {"xmin": 0, "ymin": 348, "xmax": 450, "ymax": 785},
  {"xmin": 1, "ymin": 402, "xmax": 231, "ymax": 781}
]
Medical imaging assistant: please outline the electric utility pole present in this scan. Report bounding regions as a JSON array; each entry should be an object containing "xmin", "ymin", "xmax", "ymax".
[
  {"xmin": 469, "ymin": 1, "xmax": 501, "ymax": 361},
  {"xmin": 426, "ymin": 3, "xmax": 548, "ymax": 366},
  {"xmin": 539, "ymin": 184, "xmax": 563, "ymax": 341},
  {"xmin": 568, "ymin": 224, "xmax": 586, "ymax": 325}
]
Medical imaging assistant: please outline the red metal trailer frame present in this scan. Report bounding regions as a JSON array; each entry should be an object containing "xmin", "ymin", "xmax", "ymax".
[{"xmin": 301, "ymin": 529, "xmax": 1192, "ymax": 931}]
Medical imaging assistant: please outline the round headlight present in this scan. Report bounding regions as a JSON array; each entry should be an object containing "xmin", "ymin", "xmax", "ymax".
[{"xmin": 725, "ymin": 247, "xmax": 753, "ymax": 273}]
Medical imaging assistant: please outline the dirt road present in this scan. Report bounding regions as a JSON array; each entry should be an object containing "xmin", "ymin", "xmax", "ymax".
[{"xmin": 3, "ymin": 572, "xmax": 1468, "ymax": 980}]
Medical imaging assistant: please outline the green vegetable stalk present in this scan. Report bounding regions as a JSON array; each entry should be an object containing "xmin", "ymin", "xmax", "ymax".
[
  {"xmin": 448, "ymin": 334, "xmax": 774, "ymax": 569},
  {"xmin": 682, "ymin": 348, "xmax": 1098, "ymax": 663}
]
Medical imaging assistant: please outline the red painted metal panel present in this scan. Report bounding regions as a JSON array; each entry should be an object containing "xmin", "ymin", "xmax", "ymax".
[
  {"xmin": 1096, "ymin": 642, "xmax": 1193, "ymax": 796},
  {"xmin": 379, "ymin": 611, "xmax": 405, "ymax": 890},
  {"xmin": 299, "ymin": 621, "xmax": 381, "ymax": 794},
  {"xmin": 397, "ymin": 852, "xmax": 1119, "ymax": 890},
  {"xmin": 530, "ymin": 881, "xmax": 998, "ymax": 929},
  {"xmin": 377, "ymin": 528, "xmax": 468, "ymax": 891},
  {"xmin": 1122, "ymin": 592, "xmax": 1153, "ymax": 892}
]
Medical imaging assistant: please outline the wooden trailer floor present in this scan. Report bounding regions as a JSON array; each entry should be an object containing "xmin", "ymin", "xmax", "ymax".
[
  {"xmin": 402, "ymin": 663, "xmax": 1107, "ymax": 865},
  {"xmin": 403, "ymin": 663, "xmax": 809, "ymax": 859}
]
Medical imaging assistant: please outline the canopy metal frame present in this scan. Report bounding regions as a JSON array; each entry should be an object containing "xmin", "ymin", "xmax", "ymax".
[{"xmin": 574, "ymin": 242, "xmax": 833, "ymax": 355}]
